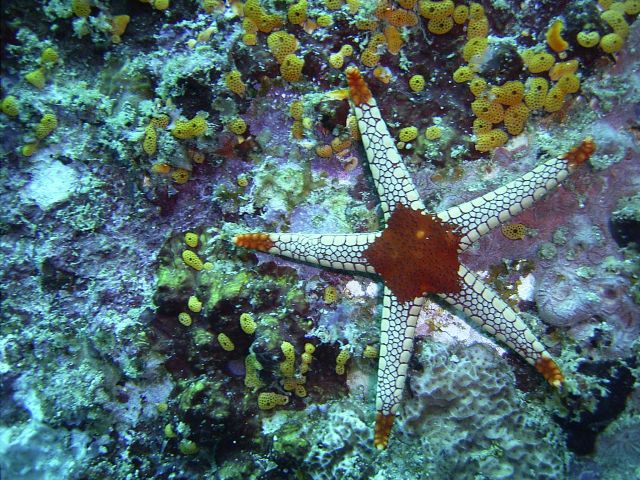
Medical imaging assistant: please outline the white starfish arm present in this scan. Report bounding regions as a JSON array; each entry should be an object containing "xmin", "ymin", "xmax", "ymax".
[
  {"xmin": 436, "ymin": 151, "xmax": 584, "ymax": 251},
  {"xmin": 438, "ymin": 265, "xmax": 564, "ymax": 386},
  {"xmin": 347, "ymin": 68, "xmax": 426, "ymax": 222},
  {"xmin": 374, "ymin": 287, "xmax": 424, "ymax": 449},
  {"xmin": 233, "ymin": 232, "xmax": 379, "ymax": 275}
]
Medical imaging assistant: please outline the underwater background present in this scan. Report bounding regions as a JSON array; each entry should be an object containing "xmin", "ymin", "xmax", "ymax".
[{"xmin": 1, "ymin": 0, "xmax": 639, "ymax": 478}]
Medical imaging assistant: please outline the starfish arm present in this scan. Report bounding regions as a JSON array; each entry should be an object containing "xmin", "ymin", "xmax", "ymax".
[
  {"xmin": 346, "ymin": 67, "xmax": 426, "ymax": 221},
  {"xmin": 437, "ymin": 138, "xmax": 596, "ymax": 251},
  {"xmin": 438, "ymin": 265, "xmax": 564, "ymax": 387},
  {"xmin": 234, "ymin": 232, "xmax": 380, "ymax": 275},
  {"xmin": 374, "ymin": 287, "xmax": 425, "ymax": 450}
]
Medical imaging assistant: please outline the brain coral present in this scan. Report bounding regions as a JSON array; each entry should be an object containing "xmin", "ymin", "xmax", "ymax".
[{"xmin": 400, "ymin": 342, "xmax": 567, "ymax": 479}]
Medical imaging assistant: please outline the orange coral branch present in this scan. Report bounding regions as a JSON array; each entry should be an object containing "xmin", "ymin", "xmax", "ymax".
[{"xmin": 345, "ymin": 66, "xmax": 372, "ymax": 106}]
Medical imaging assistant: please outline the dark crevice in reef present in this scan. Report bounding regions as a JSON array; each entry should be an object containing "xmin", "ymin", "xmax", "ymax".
[{"xmin": 556, "ymin": 357, "xmax": 637, "ymax": 455}]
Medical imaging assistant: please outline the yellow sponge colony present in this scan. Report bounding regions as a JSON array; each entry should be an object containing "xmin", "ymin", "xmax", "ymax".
[
  {"xmin": 335, "ymin": 348, "xmax": 350, "ymax": 375},
  {"xmin": 544, "ymin": 86, "xmax": 566, "ymax": 113},
  {"xmin": 599, "ymin": 33, "xmax": 623, "ymax": 53},
  {"xmin": 184, "ymin": 232, "xmax": 198, "ymax": 248},
  {"xmin": 267, "ymin": 31, "xmax": 298, "ymax": 63},
  {"xmin": 178, "ymin": 312, "xmax": 193, "ymax": 326},
  {"xmin": 409, "ymin": 74, "xmax": 426, "ymax": 92},
  {"xmin": 577, "ymin": 31, "xmax": 600, "ymax": 48},
  {"xmin": 471, "ymin": 98, "xmax": 504, "ymax": 124},
  {"xmin": 225, "ymin": 70, "xmax": 246, "ymax": 96},
  {"xmin": 398, "ymin": 126, "xmax": 418, "ymax": 142},
  {"xmin": 523, "ymin": 51, "xmax": 554, "ymax": 73},
  {"xmin": 524, "ymin": 77, "xmax": 549, "ymax": 110},
  {"xmin": 228, "ymin": 117, "xmax": 247, "ymax": 135},
  {"xmin": 25, "ymin": 68, "xmax": 46, "ymax": 89},
  {"xmin": 503, "ymin": 103, "xmax": 530, "ymax": 135},
  {"xmin": 493, "ymin": 81, "xmax": 524, "ymax": 106},
  {"xmin": 188, "ymin": 295, "xmax": 202, "ymax": 313},
  {"xmin": 0, "ymin": 96, "xmax": 19, "ymax": 117},
  {"xmin": 143, "ymin": 125, "xmax": 157, "ymax": 155}
]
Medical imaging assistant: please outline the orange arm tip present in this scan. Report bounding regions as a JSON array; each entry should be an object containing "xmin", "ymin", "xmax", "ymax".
[
  {"xmin": 562, "ymin": 137, "xmax": 596, "ymax": 166},
  {"xmin": 233, "ymin": 233, "xmax": 274, "ymax": 252},
  {"xmin": 535, "ymin": 356, "xmax": 565, "ymax": 388},
  {"xmin": 345, "ymin": 66, "xmax": 372, "ymax": 106},
  {"xmin": 374, "ymin": 413, "xmax": 395, "ymax": 450}
]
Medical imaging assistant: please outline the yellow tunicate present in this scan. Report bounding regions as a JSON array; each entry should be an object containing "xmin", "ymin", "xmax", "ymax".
[
  {"xmin": 469, "ymin": 76, "xmax": 488, "ymax": 96},
  {"xmin": 339, "ymin": 45, "xmax": 353, "ymax": 57},
  {"xmin": 304, "ymin": 343, "xmax": 316, "ymax": 354},
  {"xmin": 599, "ymin": 33, "xmax": 624, "ymax": 53},
  {"xmin": 315, "ymin": 144, "xmax": 333, "ymax": 157},
  {"xmin": 360, "ymin": 48, "xmax": 380, "ymax": 68},
  {"xmin": 225, "ymin": 70, "xmax": 246, "ymax": 96},
  {"xmin": 291, "ymin": 120, "xmax": 304, "ymax": 140},
  {"xmin": 475, "ymin": 129, "xmax": 508, "ymax": 152},
  {"xmin": 267, "ymin": 31, "xmax": 298, "ymax": 63},
  {"xmin": 469, "ymin": 2, "xmax": 484, "ymax": 19},
  {"xmin": 289, "ymin": 100, "xmax": 304, "ymax": 120},
  {"xmin": 472, "ymin": 118, "xmax": 491, "ymax": 135},
  {"xmin": 150, "ymin": 114, "xmax": 170, "ymax": 129},
  {"xmin": 172, "ymin": 116, "xmax": 207, "ymax": 139},
  {"xmin": 544, "ymin": 86, "xmax": 566, "ymax": 113},
  {"xmin": 316, "ymin": 14, "xmax": 333, "ymax": 27},
  {"xmin": 182, "ymin": 250, "xmax": 204, "ymax": 270},
  {"xmin": 625, "ymin": 0, "xmax": 640, "ymax": 14},
  {"xmin": 462, "ymin": 38, "xmax": 488, "ymax": 62},
  {"xmin": 40, "ymin": 47, "xmax": 59, "ymax": 65},
  {"xmin": 228, "ymin": 118, "xmax": 247, "ymax": 135},
  {"xmin": 287, "ymin": 0, "xmax": 307, "ymax": 25},
  {"xmin": 409, "ymin": 74, "xmax": 425, "ymax": 92},
  {"xmin": 549, "ymin": 59, "xmax": 578, "ymax": 81},
  {"xmin": 283, "ymin": 378, "xmax": 298, "ymax": 391},
  {"xmin": 328, "ymin": 52, "xmax": 344, "ymax": 69},
  {"xmin": 576, "ymin": 31, "xmax": 600, "ymax": 48},
  {"xmin": 557, "ymin": 73, "xmax": 580, "ymax": 94},
  {"xmin": 240, "ymin": 312, "xmax": 257, "ymax": 334},
  {"xmin": 425, "ymin": 126, "xmax": 441, "ymax": 140},
  {"xmin": 217, "ymin": 332, "xmax": 235, "ymax": 351},
  {"xmin": 203, "ymin": 0, "xmax": 219, "ymax": 12},
  {"xmin": 336, "ymin": 348, "xmax": 350, "ymax": 366},
  {"xmin": 184, "ymin": 232, "xmax": 198, "ymax": 248},
  {"xmin": 453, "ymin": 4, "xmax": 468, "ymax": 24},
  {"xmin": 237, "ymin": 174, "xmax": 248, "ymax": 187},
  {"xmin": 323, "ymin": 285, "xmax": 339, "ymax": 304},
  {"xmin": 398, "ymin": 126, "xmax": 419, "ymax": 143},
  {"xmin": 325, "ymin": 0, "xmax": 343, "ymax": 9},
  {"xmin": 280, "ymin": 358, "xmax": 295, "ymax": 377},
  {"xmin": 346, "ymin": 0, "xmax": 359, "ymax": 13},
  {"xmin": 245, "ymin": 354, "xmax": 263, "ymax": 389},
  {"xmin": 503, "ymin": 103, "xmax": 530, "ymax": 135},
  {"xmin": 72, "ymin": 0, "xmax": 91, "ymax": 17},
  {"xmin": 301, "ymin": 352, "xmax": 312, "ymax": 364},
  {"xmin": 188, "ymin": 295, "xmax": 202, "ymax": 313},
  {"xmin": 25, "ymin": 68, "xmax": 46, "ymax": 89},
  {"xmin": 242, "ymin": 33, "xmax": 257, "ymax": 46},
  {"xmin": 336, "ymin": 364, "xmax": 345, "ymax": 375},
  {"xmin": 467, "ymin": 16, "xmax": 489, "ymax": 39},
  {"xmin": 0, "ymin": 96, "xmax": 19, "ymax": 117},
  {"xmin": 501, "ymin": 223, "xmax": 527, "ymax": 240},
  {"xmin": 257, "ymin": 392, "xmax": 288, "ymax": 410},
  {"xmin": 331, "ymin": 136, "xmax": 352, "ymax": 153},
  {"xmin": 294, "ymin": 385, "xmax": 307, "ymax": 398},
  {"xmin": 493, "ymin": 81, "xmax": 525, "ymax": 106},
  {"xmin": 164, "ymin": 424, "xmax": 176, "ymax": 438},
  {"xmin": 601, "ymin": 9, "xmax": 629, "ymax": 39},
  {"xmin": 178, "ymin": 312, "xmax": 192, "ymax": 326},
  {"xmin": 281, "ymin": 341, "xmax": 295, "ymax": 360},
  {"xmin": 22, "ymin": 143, "xmax": 39, "ymax": 156},
  {"xmin": 546, "ymin": 19, "xmax": 568, "ymax": 53},
  {"xmin": 142, "ymin": 125, "xmax": 157, "ymax": 155},
  {"xmin": 363, "ymin": 345, "xmax": 379, "ymax": 359},
  {"xmin": 453, "ymin": 66, "xmax": 474, "ymax": 83},
  {"xmin": 500, "ymin": 223, "xmax": 527, "ymax": 240},
  {"xmin": 153, "ymin": 0, "xmax": 170, "ymax": 10},
  {"xmin": 111, "ymin": 15, "xmax": 130, "ymax": 41},
  {"xmin": 524, "ymin": 51, "xmax": 555, "ymax": 73},
  {"xmin": 35, "ymin": 113, "xmax": 58, "ymax": 139},
  {"xmin": 419, "ymin": 0, "xmax": 454, "ymax": 19},
  {"xmin": 280, "ymin": 54, "xmax": 304, "ymax": 82},
  {"xmin": 171, "ymin": 168, "xmax": 190, "ymax": 184},
  {"xmin": 427, "ymin": 16, "xmax": 454, "ymax": 35},
  {"xmin": 384, "ymin": 25, "xmax": 403, "ymax": 55},
  {"xmin": 524, "ymin": 77, "xmax": 549, "ymax": 110},
  {"xmin": 471, "ymin": 98, "xmax": 504, "ymax": 124}
]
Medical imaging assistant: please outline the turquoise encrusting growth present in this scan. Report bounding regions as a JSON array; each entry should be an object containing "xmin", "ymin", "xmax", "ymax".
[{"xmin": 1, "ymin": 0, "xmax": 639, "ymax": 478}]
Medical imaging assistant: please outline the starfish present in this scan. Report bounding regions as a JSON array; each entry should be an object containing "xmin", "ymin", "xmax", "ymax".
[{"xmin": 233, "ymin": 67, "xmax": 595, "ymax": 449}]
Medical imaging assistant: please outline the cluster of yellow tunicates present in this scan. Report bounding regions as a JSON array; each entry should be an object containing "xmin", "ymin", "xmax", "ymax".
[
  {"xmin": 576, "ymin": 1, "xmax": 638, "ymax": 54},
  {"xmin": 177, "ymin": 232, "xmax": 211, "ymax": 327}
]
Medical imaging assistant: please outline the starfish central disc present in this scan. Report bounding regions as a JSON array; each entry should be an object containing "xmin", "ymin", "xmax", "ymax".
[{"xmin": 363, "ymin": 204, "xmax": 462, "ymax": 302}]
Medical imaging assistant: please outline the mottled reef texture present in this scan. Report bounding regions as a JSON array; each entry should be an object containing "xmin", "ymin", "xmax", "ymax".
[{"xmin": 0, "ymin": 0, "xmax": 639, "ymax": 479}]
